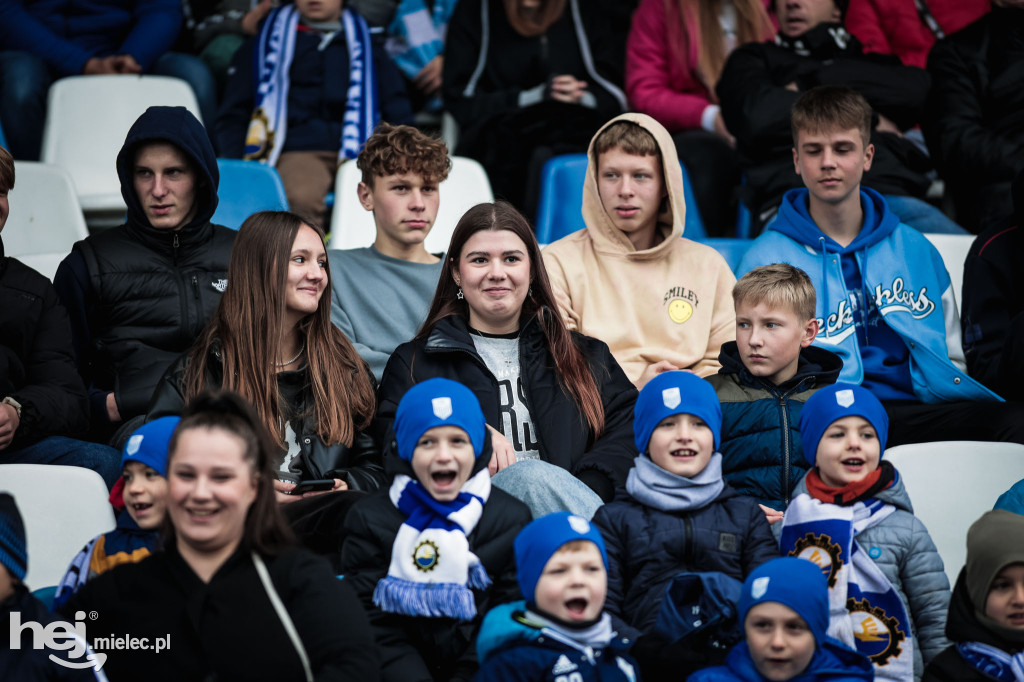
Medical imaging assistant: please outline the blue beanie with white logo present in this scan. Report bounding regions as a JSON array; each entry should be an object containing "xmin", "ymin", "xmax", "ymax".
[
  {"xmin": 121, "ymin": 416, "xmax": 180, "ymax": 477},
  {"xmin": 634, "ymin": 371, "xmax": 722, "ymax": 454},
  {"xmin": 799, "ymin": 383, "xmax": 888, "ymax": 465},
  {"xmin": 739, "ymin": 557, "xmax": 830, "ymax": 648},
  {"xmin": 514, "ymin": 511, "xmax": 608, "ymax": 604},
  {"xmin": 394, "ymin": 378, "xmax": 487, "ymax": 461}
]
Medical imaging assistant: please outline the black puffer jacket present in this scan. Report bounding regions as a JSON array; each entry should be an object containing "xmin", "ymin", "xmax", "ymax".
[
  {"xmin": 0, "ymin": 243, "xmax": 89, "ymax": 449},
  {"xmin": 922, "ymin": 570, "xmax": 1024, "ymax": 682},
  {"xmin": 924, "ymin": 7, "xmax": 1024, "ymax": 232},
  {"xmin": 53, "ymin": 107, "xmax": 235, "ymax": 431},
  {"xmin": 148, "ymin": 343, "xmax": 385, "ymax": 491},
  {"xmin": 375, "ymin": 314, "xmax": 638, "ymax": 502},
  {"xmin": 592, "ymin": 484, "xmax": 779, "ymax": 633},
  {"xmin": 340, "ymin": 458, "xmax": 532, "ymax": 682},
  {"xmin": 717, "ymin": 23, "xmax": 932, "ymax": 220}
]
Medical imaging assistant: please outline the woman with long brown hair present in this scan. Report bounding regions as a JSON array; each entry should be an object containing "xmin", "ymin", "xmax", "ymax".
[
  {"xmin": 64, "ymin": 390, "xmax": 379, "ymax": 680},
  {"xmin": 627, "ymin": 0, "xmax": 774, "ymax": 234},
  {"xmin": 375, "ymin": 201, "xmax": 637, "ymax": 517},
  {"xmin": 148, "ymin": 210, "xmax": 381, "ymax": 560}
]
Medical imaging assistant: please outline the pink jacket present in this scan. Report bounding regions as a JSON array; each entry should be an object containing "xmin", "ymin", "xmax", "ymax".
[
  {"xmin": 846, "ymin": 0, "xmax": 990, "ymax": 68},
  {"xmin": 626, "ymin": 0, "xmax": 772, "ymax": 133}
]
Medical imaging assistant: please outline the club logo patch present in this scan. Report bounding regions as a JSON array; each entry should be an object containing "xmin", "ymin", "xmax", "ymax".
[
  {"xmin": 125, "ymin": 434, "xmax": 143, "ymax": 456},
  {"xmin": 413, "ymin": 539, "xmax": 439, "ymax": 572},
  {"xmin": 847, "ymin": 598, "xmax": 905, "ymax": 666},
  {"xmin": 568, "ymin": 516, "xmax": 591, "ymax": 535},
  {"xmin": 790, "ymin": 532, "xmax": 844, "ymax": 587},
  {"xmin": 432, "ymin": 397, "xmax": 452, "ymax": 419},
  {"xmin": 835, "ymin": 389, "xmax": 855, "ymax": 408},
  {"xmin": 662, "ymin": 387, "xmax": 681, "ymax": 409},
  {"xmin": 751, "ymin": 576, "xmax": 770, "ymax": 599}
]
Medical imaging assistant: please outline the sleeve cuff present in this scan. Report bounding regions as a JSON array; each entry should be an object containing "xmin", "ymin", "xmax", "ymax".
[{"xmin": 700, "ymin": 104, "xmax": 720, "ymax": 133}]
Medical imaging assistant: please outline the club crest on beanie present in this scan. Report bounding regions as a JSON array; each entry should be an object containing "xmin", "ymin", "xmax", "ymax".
[
  {"xmin": 799, "ymin": 383, "xmax": 888, "ymax": 465},
  {"xmin": 634, "ymin": 371, "xmax": 722, "ymax": 454},
  {"xmin": 121, "ymin": 416, "xmax": 180, "ymax": 477},
  {"xmin": 394, "ymin": 378, "xmax": 487, "ymax": 461},
  {"xmin": 740, "ymin": 557, "xmax": 830, "ymax": 648},
  {"xmin": 514, "ymin": 511, "xmax": 608, "ymax": 604}
]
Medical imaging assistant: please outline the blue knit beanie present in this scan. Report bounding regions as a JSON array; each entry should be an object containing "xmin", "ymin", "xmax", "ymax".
[
  {"xmin": 394, "ymin": 378, "xmax": 487, "ymax": 461},
  {"xmin": 514, "ymin": 511, "xmax": 609, "ymax": 604},
  {"xmin": 739, "ymin": 557, "xmax": 829, "ymax": 648},
  {"xmin": 121, "ymin": 416, "xmax": 180, "ymax": 477},
  {"xmin": 634, "ymin": 371, "xmax": 722, "ymax": 454},
  {"xmin": 799, "ymin": 383, "xmax": 888, "ymax": 466},
  {"xmin": 0, "ymin": 493, "xmax": 28, "ymax": 583}
]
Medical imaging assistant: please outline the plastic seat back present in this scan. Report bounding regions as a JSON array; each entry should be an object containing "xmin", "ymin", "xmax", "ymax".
[
  {"xmin": 212, "ymin": 159, "xmax": 289, "ymax": 230},
  {"xmin": 0, "ymin": 464, "xmax": 116, "ymax": 589},
  {"xmin": 2, "ymin": 162, "xmax": 89, "ymax": 280},
  {"xmin": 924, "ymin": 233, "xmax": 974, "ymax": 314},
  {"xmin": 885, "ymin": 441, "xmax": 1024, "ymax": 586}
]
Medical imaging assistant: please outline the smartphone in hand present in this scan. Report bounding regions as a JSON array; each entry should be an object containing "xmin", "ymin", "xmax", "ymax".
[{"xmin": 290, "ymin": 479, "xmax": 335, "ymax": 495}]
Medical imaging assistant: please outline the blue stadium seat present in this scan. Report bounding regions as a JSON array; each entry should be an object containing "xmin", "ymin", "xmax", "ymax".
[
  {"xmin": 535, "ymin": 154, "xmax": 707, "ymax": 244},
  {"xmin": 0, "ymin": 120, "xmax": 7, "ymax": 150},
  {"xmin": 701, "ymin": 238, "xmax": 753, "ymax": 274},
  {"xmin": 212, "ymin": 159, "xmax": 289, "ymax": 230}
]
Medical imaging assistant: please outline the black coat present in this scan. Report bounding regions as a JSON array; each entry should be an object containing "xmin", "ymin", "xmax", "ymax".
[
  {"xmin": 924, "ymin": 7, "xmax": 1024, "ymax": 232},
  {"xmin": 1, "ymin": 585, "xmax": 98, "ymax": 681},
  {"xmin": 147, "ymin": 344, "xmax": 385, "ymax": 491},
  {"xmin": 592, "ymin": 485, "xmax": 779, "ymax": 633},
  {"xmin": 340, "ymin": 477, "xmax": 531, "ymax": 682},
  {"xmin": 717, "ymin": 22, "xmax": 932, "ymax": 219},
  {"xmin": 53, "ymin": 106, "xmax": 235, "ymax": 432},
  {"xmin": 375, "ymin": 315, "xmax": 638, "ymax": 502},
  {"xmin": 61, "ymin": 544, "xmax": 379, "ymax": 681},
  {"xmin": 0, "ymin": 243, "xmax": 89, "ymax": 449},
  {"xmin": 922, "ymin": 570, "xmax": 1024, "ymax": 682},
  {"xmin": 962, "ymin": 222, "xmax": 1024, "ymax": 401}
]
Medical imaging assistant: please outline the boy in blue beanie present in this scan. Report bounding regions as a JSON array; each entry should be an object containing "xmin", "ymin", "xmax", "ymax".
[
  {"xmin": 342, "ymin": 377, "xmax": 532, "ymax": 681},
  {"xmin": 689, "ymin": 557, "xmax": 873, "ymax": 681},
  {"xmin": 53, "ymin": 416, "xmax": 179, "ymax": 608},
  {"xmin": 474, "ymin": 511, "xmax": 641, "ymax": 681},
  {"xmin": 780, "ymin": 382, "xmax": 949, "ymax": 680},
  {"xmin": 592, "ymin": 371, "xmax": 778, "ymax": 678}
]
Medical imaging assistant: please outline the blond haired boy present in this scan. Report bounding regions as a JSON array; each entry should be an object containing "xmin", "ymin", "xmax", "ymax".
[{"xmin": 707, "ymin": 264, "xmax": 842, "ymax": 516}]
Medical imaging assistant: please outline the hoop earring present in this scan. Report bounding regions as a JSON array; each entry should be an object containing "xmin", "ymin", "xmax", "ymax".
[{"xmin": 457, "ymin": 287, "xmax": 464, "ymax": 300}]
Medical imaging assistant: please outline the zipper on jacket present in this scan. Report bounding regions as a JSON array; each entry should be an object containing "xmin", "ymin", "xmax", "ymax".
[
  {"xmin": 780, "ymin": 395, "xmax": 791, "ymax": 506},
  {"xmin": 539, "ymin": 34, "xmax": 549, "ymax": 64},
  {"xmin": 683, "ymin": 515, "xmax": 694, "ymax": 569},
  {"xmin": 172, "ymin": 232, "xmax": 180, "ymax": 266},
  {"xmin": 191, "ymin": 274, "xmax": 200, "ymax": 301}
]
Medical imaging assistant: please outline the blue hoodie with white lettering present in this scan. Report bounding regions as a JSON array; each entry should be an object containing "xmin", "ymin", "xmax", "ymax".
[{"xmin": 737, "ymin": 187, "xmax": 1000, "ymax": 404}]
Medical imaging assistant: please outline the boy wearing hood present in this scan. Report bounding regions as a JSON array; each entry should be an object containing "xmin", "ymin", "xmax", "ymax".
[
  {"xmin": 737, "ymin": 86, "xmax": 1024, "ymax": 448},
  {"xmin": 54, "ymin": 106, "xmax": 235, "ymax": 448},
  {"xmin": 542, "ymin": 113, "xmax": 737, "ymax": 389}
]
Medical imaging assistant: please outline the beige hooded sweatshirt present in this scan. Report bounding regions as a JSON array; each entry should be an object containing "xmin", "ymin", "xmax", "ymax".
[{"xmin": 542, "ymin": 112, "xmax": 736, "ymax": 386}]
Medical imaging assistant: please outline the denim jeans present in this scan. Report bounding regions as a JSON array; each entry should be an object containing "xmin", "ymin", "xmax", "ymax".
[
  {"xmin": 4, "ymin": 436, "xmax": 120, "ymax": 488},
  {"xmin": 491, "ymin": 459, "xmax": 603, "ymax": 519},
  {"xmin": 0, "ymin": 50, "xmax": 217, "ymax": 161},
  {"xmin": 883, "ymin": 194, "xmax": 968, "ymax": 235}
]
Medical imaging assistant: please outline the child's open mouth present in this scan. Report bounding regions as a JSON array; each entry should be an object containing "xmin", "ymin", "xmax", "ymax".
[
  {"xmin": 841, "ymin": 458, "xmax": 865, "ymax": 467},
  {"xmin": 564, "ymin": 598, "xmax": 589, "ymax": 617},
  {"xmin": 431, "ymin": 471, "xmax": 457, "ymax": 485},
  {"xmin": 670, "ymin": 449, "xmax": 698, "ymax": 459}
]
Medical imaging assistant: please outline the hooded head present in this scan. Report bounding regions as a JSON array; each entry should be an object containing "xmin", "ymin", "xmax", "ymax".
[
  {"xmin": 966, "ymin": 510, "xmax": 1024, "ymax": 639},
  {"xmin": 582, "ymin": 113, "xmax": 686, "ymax": 258},
  {"xmin": 799, "ymin": 382, "xmax": 888, "ymax": 466},
  {"xmin": 116, "ymin": 106, "xmax": 219, "ymax": 232}
]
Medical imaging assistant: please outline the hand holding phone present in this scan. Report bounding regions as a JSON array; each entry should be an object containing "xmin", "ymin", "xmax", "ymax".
[{"xmin": 290, "ymin": 479, "xmax": 336, "ymax": 495}]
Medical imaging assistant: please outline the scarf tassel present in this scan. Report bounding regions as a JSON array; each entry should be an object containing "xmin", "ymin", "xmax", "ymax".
[
  {"xmin": 468, "ymin": 560, "xmax": 492, "ymax": 591},
  {"xmin": 374, "ymin": 576, "xmax": 480, "ymax": 621}
]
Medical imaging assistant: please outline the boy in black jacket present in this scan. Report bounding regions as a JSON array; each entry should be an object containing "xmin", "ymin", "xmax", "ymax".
[{"xmin": 341, "ymin": 378, "xmax": 532, "ymax": 681}]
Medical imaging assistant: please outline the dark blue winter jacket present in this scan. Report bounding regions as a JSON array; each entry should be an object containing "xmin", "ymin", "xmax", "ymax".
[
  {"xmin": 0, "ymin": 0, "xmax": 181, "ymax": 76},
  {"xmin": 592, "ymin": 485, "xmax": 778, "ymax": 634},
  {"xmin": 707, "ymin": 342, "xmax": 842, "ymax": 511},
  {"xmin": 475, "ymin": 602, "xmax": 640, "ymax": 682},
  {"xmin": 687, "ymin": 639, "xmax": 873, "ymax": 681}
]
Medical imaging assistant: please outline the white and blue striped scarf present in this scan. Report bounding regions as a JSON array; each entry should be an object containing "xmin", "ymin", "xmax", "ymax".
[
  {"xmin": 780, "ymin": 493, "xmax": 914, "ymax": 681},
  {"xmin": 374, "ymin": 469, "xmax": 492, "ymax": 621},
  {"xmin": 957, "ymin": 642, "xmax": 1024, "ymax": 681},
  {"xmin": 244, "ymin": 5, "xmax": 378, "ymax": 166}
]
